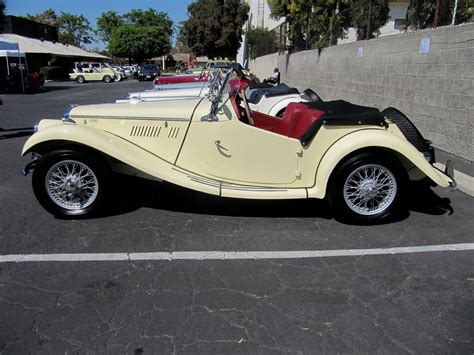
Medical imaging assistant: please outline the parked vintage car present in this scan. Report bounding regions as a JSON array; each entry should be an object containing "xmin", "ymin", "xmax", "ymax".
[
  {"xmin": 22, "ymin": 66, "xmax": 455, "ymax": 223},
  {"xmin": 138, "ymin": 64, "xmax": 160, "ymax": 81},
  {"xmin": 245, "ymin": 83, "xmax": 322, "ymax": 117},
  {"xmin": 117, "ymin": 68, "xmax": 226, "ymax": 103},
  {"xmin": 113, "ymin": 66, "xmax": 127, "ymax": 81},
  {"xmin": 154, "ymin": 72, "xmax": 207, "ymax": 85},
  {"xmin": 70, "ymin": 62, "xmax": 119, "ymax": 83},
  {"xmin": 117, "ymin": 82, "xmax": 211, "ymax": 103}
]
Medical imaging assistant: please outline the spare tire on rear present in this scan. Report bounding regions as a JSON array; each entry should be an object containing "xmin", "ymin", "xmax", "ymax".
[
  {"xmin": 382, "ymin": 107, "xmax": 432, "ymax": 161},
  {"xmin": 303, "ymin": 88, "xmax": 322, "ymax": 103}
]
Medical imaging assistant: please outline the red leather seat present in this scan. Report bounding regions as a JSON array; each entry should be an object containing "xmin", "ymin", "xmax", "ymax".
[
  {"xmin": 275, "ymin": 102, "xmax": 307, "ymax": 137},
  {"xmin": 290, "ymin": 107, "xmax": 324, "ymax": 139},
  {"xmin": 274, "ymin": 102, "xmax": 324, "ymax": 140}
]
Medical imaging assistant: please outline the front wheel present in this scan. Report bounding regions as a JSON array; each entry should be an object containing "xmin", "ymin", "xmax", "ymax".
[
  {"xmin": 32, "ymin": 150, "xmax": 108, "ymax": 217},
  {"xmin": 76, "ymin": 75, "xmax": 85, "ymax": 83},
  {"xmin": 328, "ymin": 152, "xmax": 406, "ymax": 223},
  {"xmin": 103, "ymin": 75, "xmax": 112, "ymax": 83}
]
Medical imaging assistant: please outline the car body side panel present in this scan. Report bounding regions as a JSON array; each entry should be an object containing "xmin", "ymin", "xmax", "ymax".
[
  {"xmin": 306, "ymin": 128, "xmax": 454, "ymax": 199},
  {"xmin": 79, "ymin": 118, "xmax": 190, "ymax": 164},
  {"xmin": 177, "ymin": 118, "xmax": 301, "ymax": 185}
]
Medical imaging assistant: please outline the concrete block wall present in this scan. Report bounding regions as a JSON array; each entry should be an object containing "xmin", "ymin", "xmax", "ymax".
[{"xmin": 249, "ymin": 23, "xmax": 474, "ymax": 161}]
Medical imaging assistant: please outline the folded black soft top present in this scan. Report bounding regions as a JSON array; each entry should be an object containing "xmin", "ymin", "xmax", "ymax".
[
  {"xmin": 249, "ymin": 82, "xmax": 274, "ymax": 89},
  {"xmin": 302, "ymin": 100, "xmax": 383, "ymax": 119},
  {"xmin": 299, "ymin": 100, "xmax": 387, "ymax": 146},
  {"xmin": 264, "ymin": 87, "xmax": 299, "ymax": 98}
]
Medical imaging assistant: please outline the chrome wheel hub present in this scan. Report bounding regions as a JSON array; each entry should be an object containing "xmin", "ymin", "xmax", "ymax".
[
  {"xmin": 343, "ymin": 164, "xmax": 397, "ymax": 216},
  {"xmin": 45, "ymin": 160, "xmax": 98, "ymax": 210}
]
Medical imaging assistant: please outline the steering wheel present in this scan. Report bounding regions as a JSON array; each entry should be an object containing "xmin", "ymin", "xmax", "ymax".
[{"xmin": 240, "ymin": 88, "xmax": 255, "ymax": 126}]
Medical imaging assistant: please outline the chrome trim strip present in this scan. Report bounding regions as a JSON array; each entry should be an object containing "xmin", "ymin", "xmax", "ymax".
[
  {"xmin": 221, "ymin": 185, "xmax": 288, "ymax": 192},
  {"xmin": 71, "ymin": 115, "xmax": 190, "ymax": 121},
  {"xmin": 171, "ymin": 167, "xmax": 290, "ymax": 192}
]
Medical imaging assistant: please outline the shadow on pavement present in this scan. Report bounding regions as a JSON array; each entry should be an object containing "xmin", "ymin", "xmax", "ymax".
[
  {"xmin": 97, "ymin": 176, "xmax": 336, "ymax": 220},
  {"xmin": 0, "ymin": 127, "xmax": 33, "ymax": 140},
  {"xmin": 406, "ymin": 183, "xmax": 454, "ymax": 215},
  {"xmin": 75, "ymin": 176, "xmax": 452, "ymax": 224}
]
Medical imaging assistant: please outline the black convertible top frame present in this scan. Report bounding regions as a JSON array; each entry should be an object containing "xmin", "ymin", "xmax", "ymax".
[{"xmin": 299, "ymin": 100, "xmax": 388, "ymax": 146}]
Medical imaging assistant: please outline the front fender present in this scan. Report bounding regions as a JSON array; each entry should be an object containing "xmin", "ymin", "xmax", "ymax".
[
  {"xmin": 307, "ymin": 129, "xmax": 454, "ymax": 199},
  {"xmin": 22, "ymin": 122, "xmax": 221, "ymax": 196}
]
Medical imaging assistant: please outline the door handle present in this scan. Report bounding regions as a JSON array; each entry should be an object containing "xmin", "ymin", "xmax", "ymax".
[{"xmin": 214, "ymin": 139, "xmax": 228, "ymax": 151}]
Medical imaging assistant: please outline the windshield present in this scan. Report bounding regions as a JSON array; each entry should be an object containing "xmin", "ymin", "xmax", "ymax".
[
  {"xmin": 207, "ymin": 70, "xmax": 234, "ymax": 119},
  {"xmin": 143, "ymin": 65, "xmax": 158, "ymax": 71}
]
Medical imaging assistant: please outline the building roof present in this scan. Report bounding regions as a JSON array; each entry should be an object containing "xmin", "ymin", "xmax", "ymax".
[{"xmin": 0, "ymin": 33, "xmax": 108, "ymax": 59}]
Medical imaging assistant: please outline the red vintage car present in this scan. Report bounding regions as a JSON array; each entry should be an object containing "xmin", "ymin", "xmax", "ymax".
[{"xmin": 154, "ymin": 73, "xmax": 207, "ymax": 85}]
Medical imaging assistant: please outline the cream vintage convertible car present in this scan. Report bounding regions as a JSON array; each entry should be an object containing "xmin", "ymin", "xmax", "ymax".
[{"xmin": 22, "ymin": 65, "xmax": 455, "ymax": 223}]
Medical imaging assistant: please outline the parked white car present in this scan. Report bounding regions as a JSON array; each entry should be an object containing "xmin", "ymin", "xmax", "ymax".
[
  {"xmin": 116, "ymin": 83, "xmax": 210, "ymax": 103},
  {"xmin": 116, "ymin": 69, "xmax": 225, "ymax": 103},
  {"xmin": 246, "ymin": 84, "xmax": 322, "ymax": 117}
]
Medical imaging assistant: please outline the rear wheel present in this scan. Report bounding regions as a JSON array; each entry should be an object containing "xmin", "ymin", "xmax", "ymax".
[
  {"xmin": 76, "ymin": 75, "xmax": 85, "ymax": 83},
  {"xmin": 32, "ymin": 150, "xmax": 108, "ymax": 217},
  {"xmin": 328, "ymin": 152, "xmax": 406, "ymax": 223}
]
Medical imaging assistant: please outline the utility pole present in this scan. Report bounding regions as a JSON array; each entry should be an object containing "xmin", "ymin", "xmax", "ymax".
[{"xmin": 452, "ymin": 0, "xmax": 460, "ymax": 25}]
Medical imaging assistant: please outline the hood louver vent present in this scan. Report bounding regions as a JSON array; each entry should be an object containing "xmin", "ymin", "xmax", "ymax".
[
  {"xmin": 168, "ymin": 126, "xmax": 180, "ymax": 138},
  {"xmin": 130, "ymin": 125, "xmax": 180, "ymax": 139}
]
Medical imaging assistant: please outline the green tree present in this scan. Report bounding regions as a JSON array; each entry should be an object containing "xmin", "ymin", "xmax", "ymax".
[
  {"xmin": 183, "ymin": 0, "xmax": 249, "ymax": 59},
  {"xmin": 57, "ymin": 12, "xmax": 94, "ymax": 46},
  {"xmin": 108, "ymin": 24, "xmax": 171, "ymax": 63},
  {"xmin": 24, "ymin": 9, "xmax": 94, "ymax": 47},
  {"xmin": 247, "ymin": 27, "xmax": 277, "ymax": 59},
  {"xmin": 24, "ymin": 8, "xmax": 58, "ymax": 27},
  {"xmin": 458, "ymin": 0, "xmax": 474, "ymax": 24},
  {"xmin": 406, "ymin": 0, "xmax": 472, "ymax": 29},
  {"xmin": 349, "ymin": 0, "xmax": 390, "ymax": 40},
  {"xmin": 0, "ymin": 0, "xmax": 6, "ymax": 33},
  {"xmin": 96, "ymin": 11, "xmax": 123, "ymax": 43},
  {"xmin": 268, "ymin": 0, "xmax": 351, "ymax": 50},
  {"xmin": 175, "ymin": 22, "xmax": 192, "ymax": 53},
  {"xmin": 96, "ymin": 8, "xmax": 173, "ymax": 50},
  {"xmin": 123, "ymin": 8, "xmax": 173, "ymax": 34}
]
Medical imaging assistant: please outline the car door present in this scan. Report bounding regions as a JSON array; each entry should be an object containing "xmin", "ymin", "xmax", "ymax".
[
  {"xmin": 178, "ymin": 102, "xmax": 301, "ymax": 186},
  {"xmin": 206, "ymin": 119, "xmax": 300, "ymax": 185}
]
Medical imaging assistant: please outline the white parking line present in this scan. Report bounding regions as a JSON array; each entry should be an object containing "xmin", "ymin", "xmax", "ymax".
[{"xmin": 1, "ymin": 243, "xmax": 473, "ymax": 263}]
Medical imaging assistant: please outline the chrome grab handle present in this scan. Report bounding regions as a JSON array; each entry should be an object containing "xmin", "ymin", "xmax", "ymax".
[{"xmin": 214, "ymin": 139, "xmax": 228, "ymax": 151}]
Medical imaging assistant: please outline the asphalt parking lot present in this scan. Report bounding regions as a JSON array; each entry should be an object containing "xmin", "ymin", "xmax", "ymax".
[{"xmin": 0, "ymin": 81, "xmax": 473, "ymax": 354}]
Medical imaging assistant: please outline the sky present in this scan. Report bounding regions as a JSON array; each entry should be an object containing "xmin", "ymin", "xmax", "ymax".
[{"xmin": 5, "ymin": 0, "xmax": 193, "ymax": 48}]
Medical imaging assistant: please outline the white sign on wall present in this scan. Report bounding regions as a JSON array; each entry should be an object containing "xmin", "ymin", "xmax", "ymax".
[{"xmin": 420, "ymin": 37, "xmax": 431, "ymax": 53}]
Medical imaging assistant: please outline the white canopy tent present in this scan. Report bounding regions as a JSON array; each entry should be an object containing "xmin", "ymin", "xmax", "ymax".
[
  {"xmin": 0, "ymin": 38, "xmax": 26, "ymax": 92},
  {"xmin": 0, "ymin": 34, "xmax": 108, "ymax": 59}
]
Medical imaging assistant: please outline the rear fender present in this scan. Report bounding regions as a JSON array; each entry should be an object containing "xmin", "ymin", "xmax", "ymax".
[{"xmin": 307, "ymin": 129, "xmax": 454, "ymax": 199}]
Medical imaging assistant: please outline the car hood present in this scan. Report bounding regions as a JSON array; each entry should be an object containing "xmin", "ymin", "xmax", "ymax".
[{"xmin": 69, "ymin": 98, "xmax": 205, "ymax": 120}]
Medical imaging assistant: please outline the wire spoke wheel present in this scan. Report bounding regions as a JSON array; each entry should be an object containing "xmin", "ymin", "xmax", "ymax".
[
  {"xmin": 45, "ymin": 160, "xmax": 99, "ymax": 210},
  {"xmin": 343, "ymin": 164, "xmax": 397, "ymax": 216}
]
